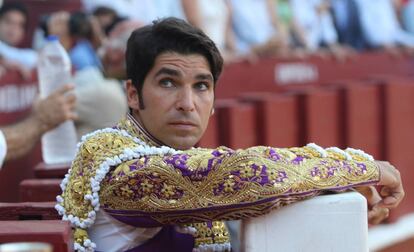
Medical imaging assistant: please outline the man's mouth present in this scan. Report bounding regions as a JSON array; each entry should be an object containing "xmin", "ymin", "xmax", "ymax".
[{"xmin": 168, "ymin": 121, "xmax": 197, "ymax": 130}]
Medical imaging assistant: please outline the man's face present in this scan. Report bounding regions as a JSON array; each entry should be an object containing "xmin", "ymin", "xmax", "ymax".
[
  {"xmin": 127, "ymin": 52, "xmax": 215, "ymax": 150},
  {"xmin": 0, "ymin": 10, "xmax": 26, "ymax": 46}
]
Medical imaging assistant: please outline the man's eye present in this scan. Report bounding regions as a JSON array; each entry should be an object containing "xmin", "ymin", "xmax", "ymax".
[
  {"xmin": 160, "ymin": 79, "xmax": 174, "ymax": 88},
  {"xmin": 194, "ymin": 82, "xmax": 210, "ymax": 91}
]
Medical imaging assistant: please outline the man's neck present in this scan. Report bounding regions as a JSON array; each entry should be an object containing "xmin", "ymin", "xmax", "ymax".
[{"xmin": 127, "ymin": 112, "xmax": 165, "ymax": 147}]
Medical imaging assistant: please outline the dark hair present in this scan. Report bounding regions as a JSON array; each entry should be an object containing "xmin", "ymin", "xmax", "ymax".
[
  {"xmin": 69, "ymin": 11, "xmax": 93, "ymax": 40},
  {"xmin": 0, "ymin": 2, "xmax": 28, "ymax": 24},
  {"xmin": 92, "ymin": 7, "xmax": 125, "ymax": 35},
  {"xmin": 93, "ymin": 6, "xmax": 117, "ymax": 17},
  {"xmin": 126, "ymin": 17, "xmax": 223, "ymax": 108}
]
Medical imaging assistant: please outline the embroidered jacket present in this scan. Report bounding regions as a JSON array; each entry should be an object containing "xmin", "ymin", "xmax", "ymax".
[{"xmin": 56, "ymin": 115, "xmax": 380, "ymax": 251}]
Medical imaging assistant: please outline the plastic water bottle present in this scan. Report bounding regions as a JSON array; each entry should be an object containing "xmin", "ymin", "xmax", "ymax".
[{"xmin": 37, "ymin": 35, "xmax": 77, "ymax": 164}]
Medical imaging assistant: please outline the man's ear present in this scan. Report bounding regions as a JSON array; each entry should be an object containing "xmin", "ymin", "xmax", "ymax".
[
  {"xmin": 211, "ymin": 108, "xmax": 215, "ymax": 116},
  {"xmin": 126, "ymin": 80, "xmax": 140, "ymax": 110}
]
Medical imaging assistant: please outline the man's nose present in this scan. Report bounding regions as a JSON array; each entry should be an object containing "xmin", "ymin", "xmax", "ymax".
[{"xmin": 176, "ymin": 87, "xmax": 195, "ymax": 112}]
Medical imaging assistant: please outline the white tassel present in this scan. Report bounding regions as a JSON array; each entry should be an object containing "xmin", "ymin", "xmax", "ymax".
[
  {"xmin": 345, "ymin": 147, "xmax": 374, "ymax": 161},
  {"xmin": 326, "ymin": 147, "xmax": 353, "ymax": 161},
  {"xmin": 306, "ymin": 143, "xmax": 328, "ymax": 157}
]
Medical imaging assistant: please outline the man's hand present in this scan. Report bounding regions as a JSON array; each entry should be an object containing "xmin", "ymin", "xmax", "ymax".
[
  {"xmin": 0, "ymin": 58, "xmax": 32, "ymax": 80},
  {"xmin": 2, "ymin": 84, "xmax": 77, "ymax": 161},
  {"xmin": 375, "ymin": 161, "xmax": 405, "ymax": 209},
  {"xmin": 354, "ymin": 186, "xmax": 390, "ymax": 225},
  {"xmin": 32, "ymin": 84, "xmax": 77, "ymax": 133}
]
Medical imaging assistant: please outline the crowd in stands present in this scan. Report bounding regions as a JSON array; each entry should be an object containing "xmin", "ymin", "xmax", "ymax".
[
  {"xmin": 78, "ymin": 0, "xmax": 414, "ymax": 63},
  {"xmin": 3, "ymin": 0, "xmax": 414, "ymax": 69},
  {"xmin": 1, "ymin": 0, "xmax": 414, "ymax": 141},
  {"xmin": 1, "ymin": 0, "xmax": 414, "ymax": 75}
]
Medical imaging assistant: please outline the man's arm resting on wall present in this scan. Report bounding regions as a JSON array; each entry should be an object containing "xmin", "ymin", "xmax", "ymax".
[{"xmin": 97, "ymin": 145, "xmax": 402, "ymax": 226}]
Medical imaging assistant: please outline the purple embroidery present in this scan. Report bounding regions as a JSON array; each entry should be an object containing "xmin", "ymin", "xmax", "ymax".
[
  {"xmin": 276, "ymin": 171, "xmax": 288, "ymax": 182},
  {"xmin": 211, "ymin": 150, "xmax": 222, "ymax": 157},
  {"xmin": 292, "ymin": 156, "xmax": 304, "ymax": 164},
  {"xmin": 310, "ymin": 167, "xmax": 320, "ymax": 177},
  {"xmin": 326, "ymin": 166, "xmax": 338, "ymax": 177},
  {"xmin": 165, "ymin": 154, "xmax": 189, "ymax": 170},
  {"xmin": 356, "ymin": 163, "xmax": 368, "ymax": 175},
  {"xmin": 267, "ymin": 148, "xmax": 282, "ymax": 161}
]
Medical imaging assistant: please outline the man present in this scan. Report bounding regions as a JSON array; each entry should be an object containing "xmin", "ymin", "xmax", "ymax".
[
  {"xmin": 290, "ymin": 0, "xmax": 354, "ymax": 60},
  {"xmin": 355, "ymin": 0, "xmax": 414, "ymax": 49},
  {"xmin": 57, "ymin": 18, "xmax": 404, "ymax": 252},
  {"xmin": 230, "ymin": 0, "xmax": 291, "ymax": 57},
  {"xmin": 0, "ymin": 2, "xmax": 37, "ymax": 69},
  {"xmin": 0, "ymin": 84, "xmax": 77, "ymax": 168},
  {"xmin": 330, "ymin": 0, "xmax": 366, "ymax": 50}
]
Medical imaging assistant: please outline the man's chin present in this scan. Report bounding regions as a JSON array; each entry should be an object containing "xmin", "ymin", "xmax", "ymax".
[{"xmin": 166, "ymin": 137, "xmax": 199, "ymax": 150}]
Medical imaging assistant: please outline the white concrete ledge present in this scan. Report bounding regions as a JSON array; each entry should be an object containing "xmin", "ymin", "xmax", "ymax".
[
  {"xmin": 369, "ymin": 213, "xmax": 414, "ymax": 251},
  {"xmin": 239, "ymin": 192, "xmax": 368, "ymax": 252}
]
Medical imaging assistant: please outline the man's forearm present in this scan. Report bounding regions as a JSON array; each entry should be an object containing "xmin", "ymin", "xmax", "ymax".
[
  {"xmin": 1, "ymin": 115, "xmax": 45, "ymax": 161},
  {"xmin": 98, "ymin": 145, "xmax": 380, "ymax": 226}
]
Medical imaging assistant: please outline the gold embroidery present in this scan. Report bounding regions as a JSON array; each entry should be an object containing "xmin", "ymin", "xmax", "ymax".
[
  {"xmin": 117, "ymin": 116, "xmax": 161, "ymax": 147},
  {"xmin": 62, "ymin": 132, "xmax": 137, "ymax": 221},
  {"xmin": 74, "ymin": 228, "xmax": 88, "ymax": 244},
  {"xmin": 61, "ymin": 116, "xmax": 380, "ymax": 250},
  {"xmin": 189, "ymin": 221, "xmax": 230, "ymax": 249},
  {"xmin": 194, "ymin": 222, "xmax": 213, "ymax": 246},
  {"xmin": 212, "ymin": 221, "xmax": 230, "ymax": 244},
  {"xmin": 99, "ymin": 146, "xmax": 379, "ymax": 224}
]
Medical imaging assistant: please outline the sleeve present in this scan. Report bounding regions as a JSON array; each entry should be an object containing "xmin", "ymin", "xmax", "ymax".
[
  {"xmin": 57, "ymin": 131, "xmax": 380, "ymax": 251},
  {"xmin": 320, "ymin": 12, "xmax": 338, "ymax": 45},
  {"xmin": 99, "ymin": 144, "xmax": 380, "ymax": 226},
  {"xmin": 354, "ymin": 0, "xmax": 387, "ymax": 47},
  {"xmin": 394, "ymin": 29, "xmax": 414, "ymax": 47},
  {"xmin": 0, "ymin": 130, "xmax": 7, "ymax": 169}
]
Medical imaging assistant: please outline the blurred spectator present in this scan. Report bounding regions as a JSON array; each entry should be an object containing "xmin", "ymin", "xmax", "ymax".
[
  {"xmin": 82, "ymin": 0, "xmax": 184, "ymax": 24},
  {"xmin": 73, "ymin": 67, "xmax": 127, "ymax": 138},
  {"xmin": 68, "ymin": 11, "xmax": 103, "ymax": 71},
  {"xmin": 181, "ymin": 0, "xmax": 239, "ymax": 61},
  {"xmin": 230, "ymin": 0, "xmax": 291, "ymax": 58},
  {"xmin": 100, "ymin": 20, "xmax": 144, "ymax": 79},
  {"xmin": 44, "ymin": 11, "xmax": 128, "ymax": 138},
  {"xmin": 401, "ymin": 0, "xmax": 414, "ymax": 34},
  {"xmin": 152, "ymin": 0, "xmax": 185, "ymax": 20},
  {"xmin": 355, "ymin": 0, "xmax": 414, "ymax": 49},
  {"xmin": 0, "ymin": 2, "xmax": 37, "ymax": 70},
  {"xmin": 330, "ymin": 0, "xmax": 366, "ymax": 50},
  {"xmin": 93, "ymin": 6, "xmax": 127, "ymax": 36},
  {"xmin": 290, "ymin": 0, "xmax": 354, "ymax": 60},
  {"xmin": 0, "ymin": 84, "xmax": 77, "ymax": 168},
  {"xmin": 38, "ymin": 11, "xmax": 104, "ymax": 71},
  {"xmin": 272, "ymin": 0, "xmax": 310, "ymax": 57},
  {"xmin": 273, "ymin": 0, "xmax": 305, "ymax": 45}
]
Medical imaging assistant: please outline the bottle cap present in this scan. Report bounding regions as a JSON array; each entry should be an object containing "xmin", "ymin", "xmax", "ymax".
[{"xmin": 46, "ymin": 35, "xmax": 59, "ymax": 41}]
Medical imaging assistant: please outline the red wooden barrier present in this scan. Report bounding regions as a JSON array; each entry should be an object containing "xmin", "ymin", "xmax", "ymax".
[
  {"xmin": 19, "ymin": 179, "xmax": 61, "ymax": 202},
  {"xmin": 378, "ymin": 237, "xmax": 414, "ymax": 252},
  {"xmin": 0, "ymin": 202, "xmax": 58, "ymax": 220},
  {"xmin": 197, "ymin": 111, "xmax": 219, "ymax": 148},
  {"xmin": 342, "ymin": 82, "xmax": 384, "ymax": 160},
  {"xmin": 0, "ymin": 220, "xmax": 73, "ymax": 252},
  {"xmin": 34, "ymin": 163, "xmax": 70, "ymax": 179},
  {"xmin": 299, "ymin": 87, "xmax": 344, "ymax": 148},
  {"xmin": 216, "ymin": 100, "xmax": 258, "ymax": 149},
  {"xmin": 382, "ymin": 79, "xmax": 414, "ymax": 219},
  {"xmin": 240, "ymin": 93, "xmax": 301, "ymax": 148},
  {"xmin": 217, "ymin": 52, "xmax": 414, "ymax": 99}
]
